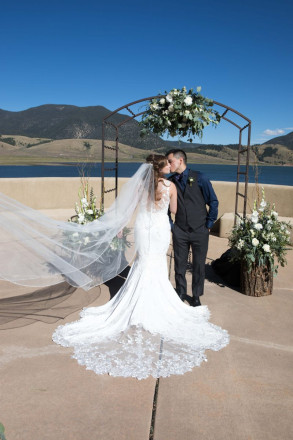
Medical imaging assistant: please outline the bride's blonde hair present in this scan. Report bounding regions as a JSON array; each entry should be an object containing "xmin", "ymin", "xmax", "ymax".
[{"xmin": 146, "ymin": 154, "xmax": 168, "ymax": 201}]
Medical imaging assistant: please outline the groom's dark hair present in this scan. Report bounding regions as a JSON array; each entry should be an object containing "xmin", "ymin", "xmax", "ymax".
[{"xmin": 165, "ymin": 149, "xmax": 187, "ymax": 165}]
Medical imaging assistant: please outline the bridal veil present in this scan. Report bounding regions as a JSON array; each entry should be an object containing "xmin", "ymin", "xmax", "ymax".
[{"xmin": 0, "ymin": 164, "xmax": 155, "ymax": 290}]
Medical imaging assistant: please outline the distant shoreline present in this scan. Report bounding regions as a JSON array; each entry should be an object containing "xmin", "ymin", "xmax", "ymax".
[
  {"xmin": 1, "ymin": 163, "xmax": 292, "ymax": 186},
  {"xmin": 0, "ymin": 160, "xmax": 292, "ymax": 167}
]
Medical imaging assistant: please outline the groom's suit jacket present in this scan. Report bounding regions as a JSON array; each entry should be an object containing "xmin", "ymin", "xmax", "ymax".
[{"xmin": 169, "ymin": 170, "xmax": 208, "ymax": 232}]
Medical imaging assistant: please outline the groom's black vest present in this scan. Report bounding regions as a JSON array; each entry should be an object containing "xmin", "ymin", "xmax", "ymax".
[{"xmin": 170, "ymin": 170, "xmax": 207, "ymax": 231}]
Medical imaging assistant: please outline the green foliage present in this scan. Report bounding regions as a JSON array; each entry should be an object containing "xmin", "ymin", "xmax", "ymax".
[
  {"xmin": 229, "ymin": 189, "xmax": 292, "ymax": 274},
  {"xmin": 0, "ymin": 423, "xmax": 6, "ymax": 440},
  {"xmin": 68, "ymin": 185, "xmax": 130, "ymax": 253},
  {"xmin": 1, "ymin": 136, "xmax": 16, "ymax": 145},
  {"xmin": 140, "ymin": 86, "xmax": 221, "ymax": 142},
  {"xmin": 70, "ymin": 183, "xmax": 104, "ymax": 225},
  {"xmin": 109, "ymin": 227, "xmax": 131, "ymax": 251},
  {"xmin": 26, "ymin": 139, "xmax": 52, "ymax": 148}
]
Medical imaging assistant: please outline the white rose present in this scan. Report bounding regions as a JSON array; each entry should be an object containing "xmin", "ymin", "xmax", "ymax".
[
  {"xmin": 167, "ymin": 121, "xmax": 172, "ymax": 126},
  {"xmin": 81, "ymin": 198, "xmax": 88, "ymax": 206},
  {"xmin": 168, "ymin": 105, "xmax": 174, "ymax": 112},
  {"xmin": 251, "ymin": 210, "xmax": 259, "ymax": 223},
  {"xmin": 252, "ymin": 238, "xmax": 259, "ymax": 246},
  {"xmin": 78, "ymin": 214, "xmax": 85, "ymax": 222},
  {"xmin": 250, "ymin": 229, "xmax": 255, "ymax": 236},
  {"xmin": 150, "ymin": 103, "xmax": 159, "ymax": 110},
  {"xmin": 184, "ymin": 96, "xmax": 193, "ymax": 106},
  {"xmin": 285, "ymin": 229, "xmax": 290, "ymax": 235},
  {"xmin": 159, "ymin": 98, "xmax": 165, "ymax": 104},
  {"xmin": 184, "ymin": 110, "xmax": 190, "ymax": 116},
  {"xmin": 166, "ymin": 94, "xmax": 173, "ymax": 103},
  {"xmin": 263, "ymin": 244, "xmax": 270, "ymax": 252},
  {"xmin": 271, "ymin": 211, "xmax": 278, "ymax": 219},
  {"xmin": 254, "ymin": 223, "xmax": 263, "ymax": 230}
]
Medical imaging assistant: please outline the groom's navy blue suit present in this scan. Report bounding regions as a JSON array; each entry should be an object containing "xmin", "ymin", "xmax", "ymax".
[{"xmin": 169, "ymin": 168, "xmax": 218, "ymax": 298}]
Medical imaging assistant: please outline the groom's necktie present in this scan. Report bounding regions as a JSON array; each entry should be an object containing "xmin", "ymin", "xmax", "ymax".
[{"xmin": 175, "ymin": 173, "xmax": 185, "ymax": 191}]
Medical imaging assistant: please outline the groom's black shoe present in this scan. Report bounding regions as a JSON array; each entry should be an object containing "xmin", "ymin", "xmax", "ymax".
[{"xmin": 191, "ymin": 296, "xmax": 201, "ymax": 307}]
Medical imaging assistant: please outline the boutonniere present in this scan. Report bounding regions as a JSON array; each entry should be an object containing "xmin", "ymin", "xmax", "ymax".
[{"xmin": 188, "ymin": 177, "xmax": 194, "ymax": 187}]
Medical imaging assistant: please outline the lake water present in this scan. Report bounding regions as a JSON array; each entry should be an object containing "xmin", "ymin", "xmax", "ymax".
[{"xmin": 0, "ymin": 163, "xmax": 292, "ymax": 186}]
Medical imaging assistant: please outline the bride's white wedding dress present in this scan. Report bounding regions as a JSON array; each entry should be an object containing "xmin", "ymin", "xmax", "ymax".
[{"xmin": 52, "ymin": 180, "xmax": 229, "ymax": 379}]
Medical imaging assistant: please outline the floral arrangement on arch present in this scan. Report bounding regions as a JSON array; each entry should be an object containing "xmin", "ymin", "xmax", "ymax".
[
  {"xmin": 140, "ymin": 86, "xmax": 221, "ymax": 142},
  {"xmin": 228, "ymin": 189, "xmax": 291, "ymax": 274}
]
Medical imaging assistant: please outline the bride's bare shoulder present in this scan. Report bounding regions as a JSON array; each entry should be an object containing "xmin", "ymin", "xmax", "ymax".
[{"xmin": 160, "ymin": 178, "xmax": 171, "ymax": 187}]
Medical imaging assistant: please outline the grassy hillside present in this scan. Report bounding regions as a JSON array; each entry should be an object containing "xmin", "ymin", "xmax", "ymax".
[
  {"xmin": 0, "ymin": 135, "xmax": 236, "ymax": 165},
  {"xmin": 0, "ymin": 135, "xmax": 292, "ymax": 166}
]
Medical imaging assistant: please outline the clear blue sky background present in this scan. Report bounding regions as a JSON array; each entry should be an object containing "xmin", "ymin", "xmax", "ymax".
[{"xmin": 1, "ymin": 0, "xmax": 292, "ymax": 145}]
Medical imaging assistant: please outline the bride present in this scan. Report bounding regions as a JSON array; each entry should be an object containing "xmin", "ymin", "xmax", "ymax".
[
  {"xmin": 0, "ymin": 154, "xmax": 229, "ymax": 379},
  {"xmin": 52, "ymin": 155, "xmax": 229, "ymax": 379}
]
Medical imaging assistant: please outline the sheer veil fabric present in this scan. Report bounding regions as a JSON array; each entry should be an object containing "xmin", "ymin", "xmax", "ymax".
[
  {"xmin": 0, "ymin": 163, "xmax": 229, "ymax": 379},
  {"xmin": 0, "ymin": 164, "xmax": 154, "ymax": 289}
]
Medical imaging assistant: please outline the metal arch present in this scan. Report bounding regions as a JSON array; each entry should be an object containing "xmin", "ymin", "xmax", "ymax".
[{"xmin": 101, "ymin": 96, "xmax": 251, "ymax": 222}]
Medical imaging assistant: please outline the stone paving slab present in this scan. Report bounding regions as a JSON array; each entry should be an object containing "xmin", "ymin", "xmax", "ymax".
[
  {"xmin": 154, "ymin": 236, "xmax": 293, "ymax": 440},
  {"xmin": 0, "ymin": 235, "xmax": 292, "ymax": 440},
  {"xmin": 0, "ymin": 283, "xmax": 156, "ymax": 440}
]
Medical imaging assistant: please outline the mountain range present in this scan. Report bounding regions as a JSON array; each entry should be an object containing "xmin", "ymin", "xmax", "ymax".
[{"xmin": 0, "ymin": 104, "xmax": 165, "ymax": 150}]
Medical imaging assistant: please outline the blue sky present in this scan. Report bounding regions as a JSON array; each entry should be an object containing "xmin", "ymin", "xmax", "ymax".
[{"xmin": 1, "ymin": 0, "xmax": 292, "ymax": 145}]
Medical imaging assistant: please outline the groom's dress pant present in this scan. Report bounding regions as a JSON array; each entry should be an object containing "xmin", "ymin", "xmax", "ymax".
[{"xmin": 172, "ymin": 223, "xmax": 209, "ymax": 297}]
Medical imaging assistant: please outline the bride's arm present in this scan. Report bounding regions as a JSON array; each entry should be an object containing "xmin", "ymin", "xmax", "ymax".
[{"xmin": 169, "ymin": 182, "xmax": 177, "ymax": 214}]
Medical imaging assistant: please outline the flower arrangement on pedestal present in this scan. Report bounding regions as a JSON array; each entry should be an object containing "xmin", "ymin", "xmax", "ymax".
[
  {"xmin": 69, "ymin": 184, "xmax": 131, "ymax": 253},
  {"xmin": 70, "ymin": 183, "xmax": 104, "ymax": 225},
  {"xmin": 140, "ymin": 86, "xmax": 221, "ymax": 142},
  {"xmin": 228, "ymin": 189, "xmax": 291, "ymax": 296}
]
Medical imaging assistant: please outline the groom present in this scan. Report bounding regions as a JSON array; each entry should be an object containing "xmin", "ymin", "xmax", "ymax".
[{"xmin": 166, "ymin": 149, "xmax": 218, "ymax": 307}]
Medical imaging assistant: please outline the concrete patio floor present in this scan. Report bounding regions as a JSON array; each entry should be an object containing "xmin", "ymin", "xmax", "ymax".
[{"xmin": 0, "ymin": 235, "xmax": 292, "ymax": 440}]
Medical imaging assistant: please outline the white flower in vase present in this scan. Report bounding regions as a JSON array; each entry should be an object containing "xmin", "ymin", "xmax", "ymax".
[
  {"xmin": 259, "ymin": 199, "xmax": 267, "ymax": 212},
  {"xmin": 263, "ymin": 244, "xmax": 270, "ymax": 252},
  {"xmin": 252, "ymin": 238, "xmax": 259, "ymax": 246},
  {"xmin": 250, "ymin": 210, "xmax": 259, "ymax": 223}
]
